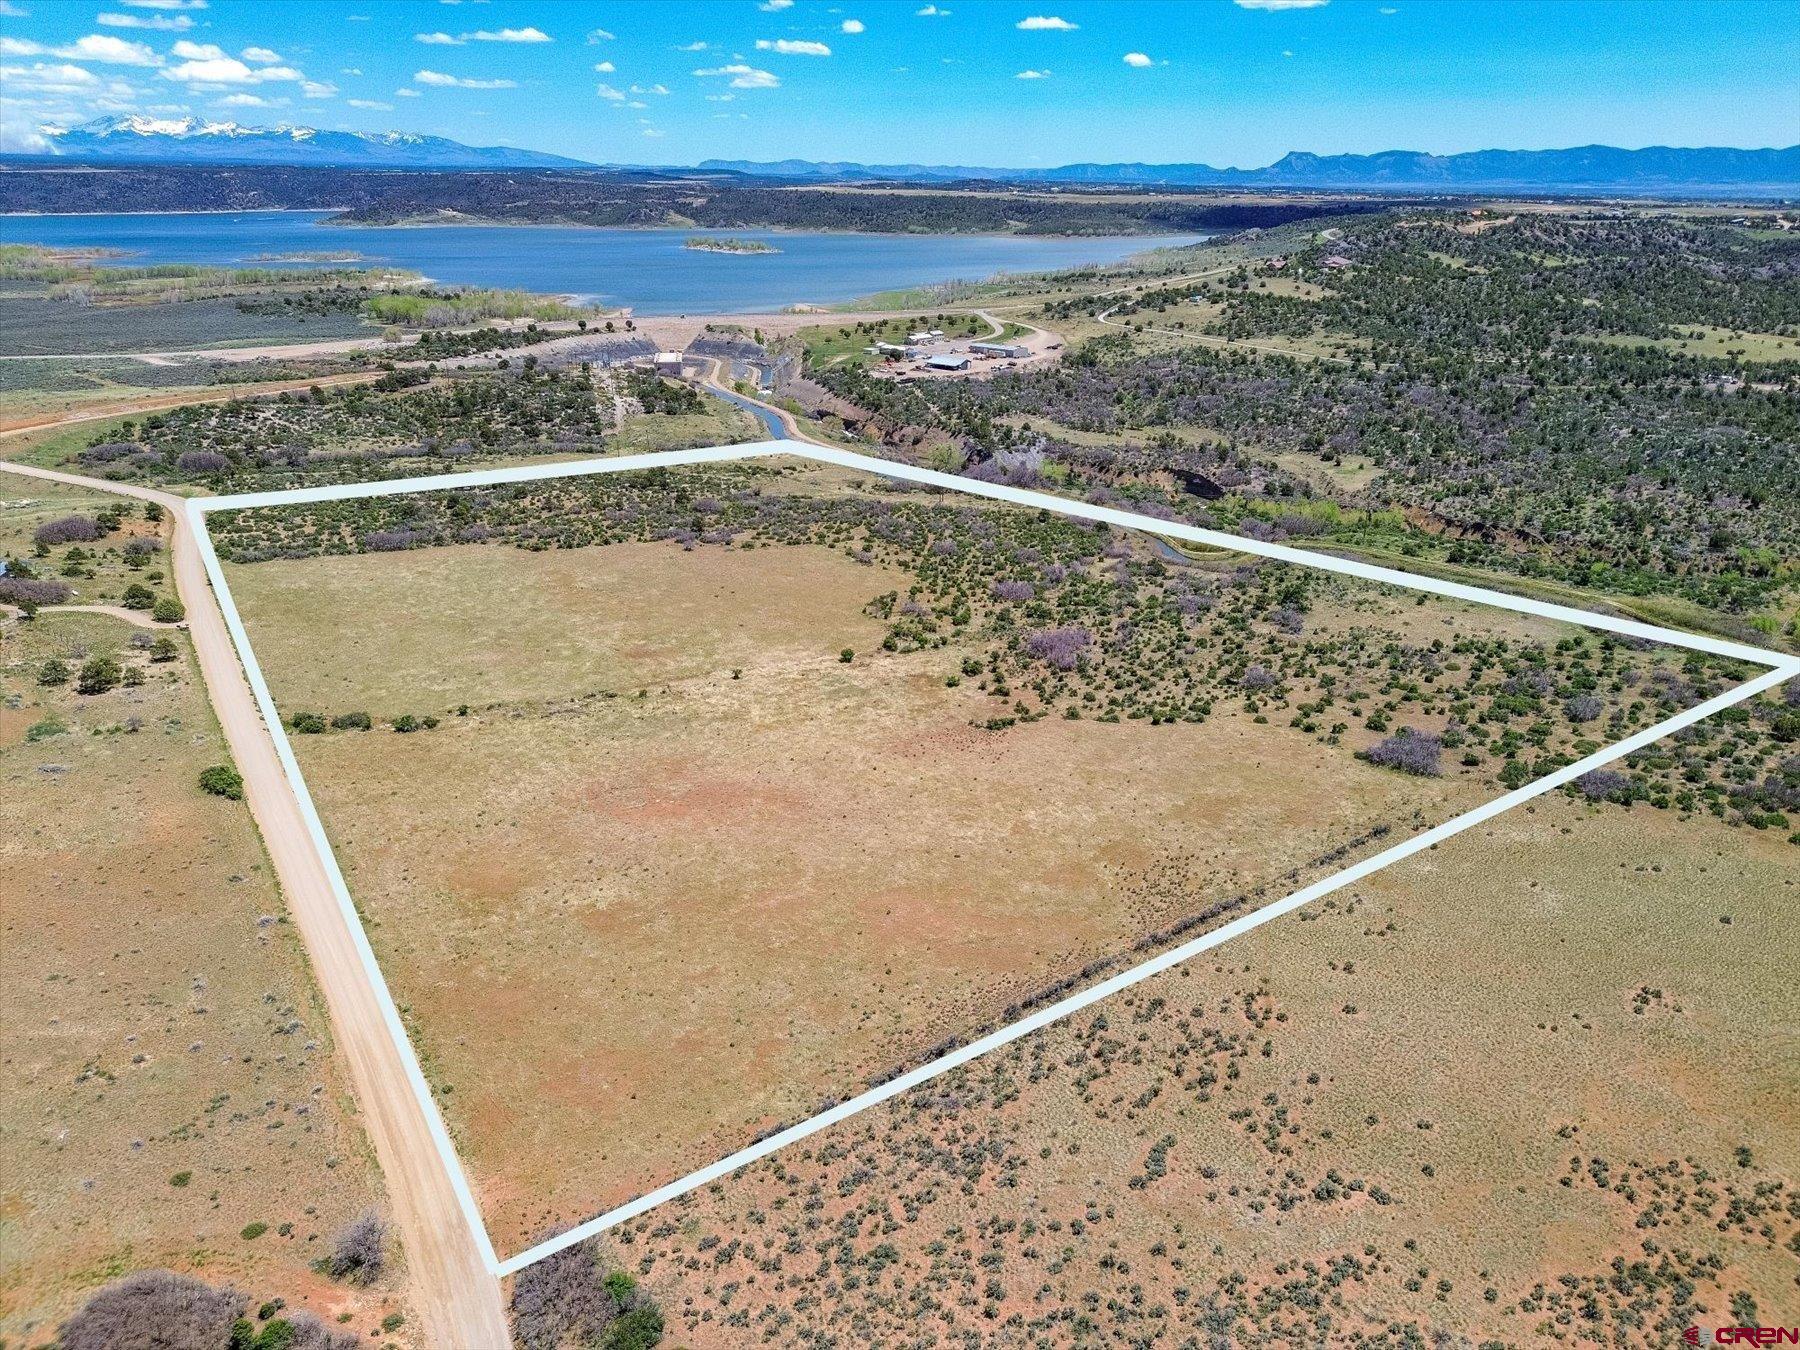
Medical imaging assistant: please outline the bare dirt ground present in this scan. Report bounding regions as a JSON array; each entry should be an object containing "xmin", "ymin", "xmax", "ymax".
[
  {"xmin": 601, "ymin": 798, "xmax": 1798, "ymax": 1345},
  {"xmin": 225, "ymin": 535, "xmax": 1494, "ymax": 1254},
  {"xmin": 0, "ymin": 450, "xmax": 509, "ymax": 1346},
  {"xmin": 0, "ymin": 612, "xmax": 406, "ymax": 1343}
]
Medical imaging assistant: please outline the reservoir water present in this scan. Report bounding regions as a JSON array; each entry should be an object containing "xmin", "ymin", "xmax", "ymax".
[{"xmin": 0, "ymin": 211, "xmax": 1204, "ymax": 314}]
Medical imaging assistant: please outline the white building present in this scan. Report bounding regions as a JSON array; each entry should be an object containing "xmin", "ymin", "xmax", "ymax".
[
  {"xmin": 654, "ymin": 351, "xmax": 685, "ymax": 376},
  {"xmin": 924, "ymin": 353, "xmax": 970, "ymax": 372}
]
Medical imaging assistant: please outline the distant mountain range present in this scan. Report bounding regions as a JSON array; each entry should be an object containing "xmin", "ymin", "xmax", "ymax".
[
  {"xmin": 17, "ymin": 122, "xmax": 1797, "ymax": 197},
  {"xmin": 33, "ymin": 116, "xmax": 586, "ymax": 170},
  {"xmin": 698, "ymin": 145, "xmax": 1800, "ymax": 197}
]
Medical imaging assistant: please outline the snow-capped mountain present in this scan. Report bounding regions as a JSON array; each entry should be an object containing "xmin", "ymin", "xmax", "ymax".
[{"xmin": 33, "ymin": 116, "xmax": 590, "ymax": 170}]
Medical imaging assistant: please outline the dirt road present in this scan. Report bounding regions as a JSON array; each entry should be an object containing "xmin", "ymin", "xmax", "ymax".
[
  {"xmin": 0, "ymin": 449, "xmax": 510, "ymax": 1347},
  {"xmin": 0, "ymin": 602, "xmax": 172, "ymax": 627},
  {"xmin": 0, "ymin": 371, "xmax": 382, "ymax": 435}
]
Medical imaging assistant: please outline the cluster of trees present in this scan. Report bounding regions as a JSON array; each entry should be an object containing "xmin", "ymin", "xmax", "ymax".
[
  {"xmin": 206, "ymin": 465, "xmax": 1792, "ymax": 831},
  {"xmin": 620, "ymin": 368, "xmax": 704, "ymax": 416},
  {"xmin": 58, "ymin": 1271, "xmax": 356, "ymax": 1350},
  {"xmin": 818, "ymin": 212, "xmax": 1799, "ymax": 613},
  {"xmin": 56, "ymin": 1215, "xmax": 392, "ymax": 1349},
  {"xmin": 75, "ymin": 369, "xmax": 609, "ymax": 489},
  {"xmin": 510, "ymin": 1239, "xmax": 663, "ymax": 1350}
]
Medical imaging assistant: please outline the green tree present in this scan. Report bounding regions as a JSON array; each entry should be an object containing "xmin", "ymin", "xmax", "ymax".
[
  {"xmin": 150, "ymin": 635, "xmax": 180, "ymax": 662},
  {"xmin": 604, "ymin": 1307, "xmax": 664, "ymax": 1350},
  {"xmin": 152, "ymin": 594, "xmax": 186, "ymax": 623},
  {"xmin": 121, "ymin": 582, "xmax": 155, "ymax": 610},
  {"xmin": 199, "ymin": 764, "xmax": 245, "ymax": 800},
  {"xmin": 37, "ymin": 657, "xmax": 70, "ymax": 686},
  {"xmin": 76, "ymin": 654, "xmax": 121, "ymax": 695}
]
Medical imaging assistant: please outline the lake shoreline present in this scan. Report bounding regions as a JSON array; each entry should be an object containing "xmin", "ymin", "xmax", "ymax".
[
  {"xmin": 1, "ymin": 212, "xmax": 1208, "ymax": 315},
  {"xmin": 5, "ymin": 207, "xmax": 1195, "ymax": 243}
]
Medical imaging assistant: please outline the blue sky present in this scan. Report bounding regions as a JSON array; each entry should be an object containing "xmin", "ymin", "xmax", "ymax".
[{"xmin": 2, "ymin": 0, "xmax": 1796, "ymax": 166}]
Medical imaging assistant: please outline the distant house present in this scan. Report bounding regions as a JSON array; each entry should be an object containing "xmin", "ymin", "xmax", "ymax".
[
  {"xmin": 908, "ymin": 331, "xmax": 932, "ymax": 343},
  {"xmin": 970, "ymin": 341, "xmax": 1030, "ymax": 360},
  {"xmin": 925, "ymin": 353, "xmax": 970, "ymax": 372},
  {"xmin": 654, "ymin": 351, "xmax": 685, "ymax": 375},
  {"xmin": 1321, "ymin": 254, "xmax": 1353, "ymax": 270}
]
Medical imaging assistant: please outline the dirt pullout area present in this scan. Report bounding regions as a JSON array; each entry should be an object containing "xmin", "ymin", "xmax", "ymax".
[
  {"xmin": 0, "ymin": 613, "xmax": 406, "ymax": 1344},
  {"xmin": 228, "ymin": 539, "xmax": 1481, "ymax": 1253},
  {"xmin": 601, "ymin": 800, "xmax": 1797, "ymax": 1347}
]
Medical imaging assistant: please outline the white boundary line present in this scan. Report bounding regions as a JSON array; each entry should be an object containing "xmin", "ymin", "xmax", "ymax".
[{"xmin": 185, "ymin": 438, "xmax": 1797, "ymax": 1280}]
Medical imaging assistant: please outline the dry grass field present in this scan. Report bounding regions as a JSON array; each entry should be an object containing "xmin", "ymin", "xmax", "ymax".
[
  {"xmin": 603, "ymin": 798, "xmax": 1797, "ymax": 1346},
  {"xmin": 0, "ymin": 611, "xmax": 409, "ymax": 1345},
  {"xmin": 223, "ymin": 511, "xmax": 1590, "ymax": 1255}
]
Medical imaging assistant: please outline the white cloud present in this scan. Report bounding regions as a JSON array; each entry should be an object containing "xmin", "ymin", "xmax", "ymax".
[
  {"xmin": 1379, "ymin": 5, "xmax": 1397, "ymax": 11},
  {"xmin": 596, "ymin": 81, "xmax": 625, "ymax": 100},
  {"xmin": 704, "ymin": 92, "xmax": 735, "ymax": 101},
  {"xmin": 592, "ymin": 60, "xmax": 614, "ymax": 72},
  {"xmin": 626, "ymin": 99, "xmax": 646, "ymax": 108},
  {"xmin": 341, "ymin": 67, "xmax": 362, "ymax": 75},
  {"xmin": 120, "ymin": 0, "xmax": 207, "ymax": 8},
  {"xmin": 1233, "ymin": 0, "xmax": 1328, "ymax": 8},
  {"xmin": 916, "ymin": 4, "xmax": 949, "ymax": 14},
  {"xmin": 755, "ymin": 38, "xmax": 831, "ymax": 55},
  {"xmin": 395, "ymin": 86, "xmax": 420, "ymax": 96},
  {"xmin": 675, "ymin": 40, "xmax": 708, "ymax": 51},
  {"xmin": 630, "ymin": 82, "xmax": 669, "ymax": 94},
  {"xmin": 758, "ymin": 0, "xmax": 793, "ymax": 8},
  {"xmin": 693, "ymin": 62, "xmax": 779, "ymax": 89},
  {"xmin": 1017, "ymin": 15, "xmax": 1076, "ymax": 29},
  {"xmin": 1, "ymin": 33, "xmax": 162, "ymax": 64},
  {"xmin": 1, "ymin": 61, "xmax": 99, "ymax": 90},
  {"xmin": 216, "ymin": 91, "xmax": 274, "ymax": 106},
  {"xmin": 1282, "ymin": 48, "xmax": 1294, "ymax": 56},
  {"xmin": 161, "ymin": 54, "xmax": 302, "ymax": 85},
  {"xmin": 1122, "ymin": 51, "xmax": 1153, "ymax": 67},
  {"xmin": 0, "ymin": 1, "xmax": 29, "ymax": 15},
  {"xmin": 241, "ymin": 46, "xmax": 283, "ymax": 64},
  {"xmin": 97, "ymin": 11, "xmax": 192, "ymax": 29},
  {"xmin": 1015, "ymin": 68, "xmax": 1049, "ymax": 78},
  {"xmin": 413, "ymin": 68, "xmax": 516, "ymax": 88},
  {"xmin": 417, "ymin": 25, "xmax": 549, "ymax": 45},
  {"xmin": 642, "ymin": 126, "xmax": 664, "ymax": 137},
  {"xmin": 586, "ymin": 28, "xmax": 615, "ymax": 42},
  {"xmin": 469, "ymin": 27, "xmax": 551, "ymax": 42},
  {"xmin": 301, "ymin": 79, "xmax": 335, "ymax": 97},
  {"xmin": 840, "ymin": 19, "xmax": 864, "ymax": 33},
  {"xmin": 170, "ymin": 39, "xmax": 222, "ymax": 58},
  {"xmin": 347, "ymin": 98, "xmax": 391, "ymax": 110}
]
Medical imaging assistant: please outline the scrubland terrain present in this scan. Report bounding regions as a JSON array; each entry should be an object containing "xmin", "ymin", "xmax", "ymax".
[
  {"xmin": 215, "ymin": 459, "xmax": 1760, "ymax": 1259},
  {"xmin": 812, "ymin": 209, "xmax": 1800, "ymax": 648},
  {"xmin": 603, "ymin": 800, "xmax": 1797, "ymax": 1346},
  {"xmin": 0, "ymin": 604, "xmax": 410, "ymax": 1345},
  {"xmin": 2, "ymin": 362, "xmax": 761, "ymax": 491}
]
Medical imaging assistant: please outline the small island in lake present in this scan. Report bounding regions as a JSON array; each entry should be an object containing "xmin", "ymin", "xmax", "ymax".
[{"xmin": 683, "ymin": 236, "xmax": 780, "ymax": 255}]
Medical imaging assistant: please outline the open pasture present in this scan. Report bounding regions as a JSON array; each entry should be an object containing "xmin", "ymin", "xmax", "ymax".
[
  {"xmin": 0, "ymin": 612, "xmax": 402, "ymax": 1344},
  {"xmin": 219, "ymin": 471, "xmax": 1647, "ymax": 1253}
]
